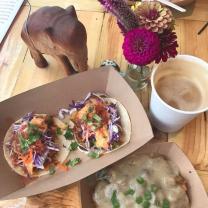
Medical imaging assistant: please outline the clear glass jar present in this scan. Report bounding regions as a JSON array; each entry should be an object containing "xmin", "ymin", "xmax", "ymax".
[{"xmin": 124, "ymin": 64, "xmax": 152, "ymax": 91}]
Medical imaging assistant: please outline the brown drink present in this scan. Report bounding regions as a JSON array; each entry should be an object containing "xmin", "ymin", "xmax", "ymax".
[{"xmin": 153, "ymin": 59, "xmax": 208, "ymax": 112}]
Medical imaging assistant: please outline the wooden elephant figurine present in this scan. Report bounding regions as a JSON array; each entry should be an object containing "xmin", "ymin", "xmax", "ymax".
[{"xmin": 21, "ymin": 5, "xmax": 88, "ymax": 74}]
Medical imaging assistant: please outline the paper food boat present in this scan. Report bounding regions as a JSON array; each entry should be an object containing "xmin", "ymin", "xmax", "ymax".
[
  {"xmin": 80, "ymin": 142, "xmax": 208, "ymax": 208},
  {"xmin": 0, "ymin": 68, "xmax": 153, "ymax": 200}
]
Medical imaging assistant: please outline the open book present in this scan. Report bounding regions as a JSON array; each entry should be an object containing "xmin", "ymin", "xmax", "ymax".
[{"xmin": 0, "ymin": 0, "xmax": 24, "ymax": 44}]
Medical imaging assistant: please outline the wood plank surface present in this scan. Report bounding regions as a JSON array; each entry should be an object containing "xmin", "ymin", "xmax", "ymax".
[
  {"xmin": 0, "ymin": 0, "xmax": 208, "ymax": 207},
  {"xmin": 28, "ymin": 0, "xmax": 103, "ymax": 12}
]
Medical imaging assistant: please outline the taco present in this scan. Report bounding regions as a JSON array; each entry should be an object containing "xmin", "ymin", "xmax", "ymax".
[
  {"xmin": 3, "ymin": 113, "xmax": 72, "ymax": 177},
  {"xmin": 59, "ymin": 93, "xmax": 131, "ymax": 154}
]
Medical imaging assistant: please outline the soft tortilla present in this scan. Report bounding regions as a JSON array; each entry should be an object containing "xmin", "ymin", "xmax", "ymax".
[
  {"xmin": 3, "ymin": 114, "xmax": 71, "ymax": 177},
  {"xmin": 73, "ymin": 94, "xmax": 131, "ymax": 154}
]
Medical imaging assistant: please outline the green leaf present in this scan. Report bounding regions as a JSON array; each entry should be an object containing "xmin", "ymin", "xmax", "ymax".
[
  {"xmin": 56, "ymin": 127, "xmax": 62, "ymax": 135},
  {"xmin": 87, "ymin": 151, "xmax": 100, "ymax": 159},
  {"xmin": 28, "ymin": 122, "xmax": 38, "ymax": 132},
  {"xmin": 162, "ymin": 199, "xmax": 170, "ymax": 208},
  {"xmin": 49, "ymin": 166, "xmax": 56, "ymax": 175},
  {"xmin": 28, "ymin": 132, "xmax": 41, "ymax": 145},
  {"xmin": 88, "ymin": 106, "xmax": 94, "ymax": 113},
  {"xmin": 136, "ymin": 196, "xmax": 143, "ymax": 204},
  {"xmin": 124, "ymin": 188, "xmax": 135, "ymax": 196},
  {"xmin": 69, "ymin": 141, "xmax": 78, "ymax": 151},
  {"xmin": 150, "ymin": 184, "xmax": 158, "ymax": 193},
  {"xmin": 66, "ymin": 158, "xmax": 81, "ymax": 167},
  {"xmin": 144, "ymin": 191, "xmax": 152, "ymax": 201},
  {"xmin": 82, "ymin": 114, "xmax": 87, "ymax": 121},
  {"xmin": 111, "ymin": 190, "xmax": 120, "ymax": 208},
  {"xmin": 137, "ymin": 176, "xmax": 145, "ymax": 185},
  {"xmin": 143, "ymin": 201, "xmax": 150, "ymax": 208},
  {"xmin": 64, "ymin": 128, "xmax": 74, "ymax": 140},
  {"xmin": 93, "ymin": 114, "xmax": 102, "ymax": 122},
  {"xmin": 19, "ymin": 134, "xmax": 29, "ymax": 152}
]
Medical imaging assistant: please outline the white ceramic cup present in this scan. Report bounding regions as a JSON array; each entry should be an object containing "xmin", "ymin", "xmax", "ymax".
[{"xmin": 150, "ymin": 55, "xmax": 208, "ymax": 133}]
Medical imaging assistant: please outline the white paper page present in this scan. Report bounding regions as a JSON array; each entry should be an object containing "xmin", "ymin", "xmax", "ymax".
[{"xmin": 0, "ymin": 0, "xmax": 24, "ymax": 43}]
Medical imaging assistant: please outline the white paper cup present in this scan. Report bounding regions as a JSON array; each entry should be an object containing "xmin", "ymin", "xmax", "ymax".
[{"xmin": 150, "ymin": 55, "xmax": 208, "ymax": 133}]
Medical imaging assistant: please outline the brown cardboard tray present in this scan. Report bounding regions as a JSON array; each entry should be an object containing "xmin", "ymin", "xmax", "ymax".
[
  {"xmin": 0, "ymin": 68, "xmax": 153, "ymax": 200},
  {"xmin": 80, "ymin": 142, "xmax": 208, "ymax": 208}
]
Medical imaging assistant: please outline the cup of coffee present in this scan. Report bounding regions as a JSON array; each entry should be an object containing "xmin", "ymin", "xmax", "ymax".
[{"xmin": 150, "ymin": 55, "xmax": 208, "ymax": 133}]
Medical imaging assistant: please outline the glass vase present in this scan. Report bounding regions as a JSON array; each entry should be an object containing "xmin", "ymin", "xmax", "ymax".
[{"xmin": 124, "ymin": 64, "xmax": 152, "ymax": 91}]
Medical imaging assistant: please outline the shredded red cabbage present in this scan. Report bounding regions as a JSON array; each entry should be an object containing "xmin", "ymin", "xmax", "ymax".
[{"xmin": 33, "ymin": 149, "xmax": 49, "ymax": 169}]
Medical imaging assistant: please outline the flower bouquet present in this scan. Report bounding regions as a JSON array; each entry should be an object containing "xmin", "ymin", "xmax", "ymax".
[{"xmin": 98, "ymin": 0, "xmax": 178, "ymax": 90}]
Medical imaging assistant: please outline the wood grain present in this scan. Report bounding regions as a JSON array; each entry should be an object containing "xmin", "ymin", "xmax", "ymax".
[
  {"xmin": 28, "ymin": 0, "xmax": 103, "ymax": 12},
  {"xmin": 0, "ymin": 6, "xmax": 29, "ymax": 101}
]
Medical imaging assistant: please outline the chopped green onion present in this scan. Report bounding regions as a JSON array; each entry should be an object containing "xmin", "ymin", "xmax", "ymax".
[
  {"xmin": 162, "ymin": 199, "xmax": 170, "ymax": 208},
  {"xmin": 66, "ymin": 158, "xmax": 81, "ymax": 167},
  {"xmin": 69, "ymin": 141, "xmax": 78, "ymax": 151},
  {"xmin": 137, "ymin": 176, "xmax": 145, "ymax": 185},
  {"xmin": 88, "ymin": 106, "xmax": 94, "ymax": 113},
  {"xmin": 136, "ymin": 196, "xmax": 143, "ymax": 204},
  {"xmin": 111, "ymin": 190, "xmax": 120, "ymax": 208},
  {"xmin": 88, "ymin": 151, "xmax": 100, "ymax": 159},
  {"xmin": 144, "ymin": 191, "xmax": 152, "ymax": 201},
  {"xmin": 124, "ymin": 188, "xmax": 135, "ymax": 196},
  {"xmin": 93, "ymin": 114, "xmax": 102, "ymax": 122},
  {"xmin": 82, "ymin": 114, "xmax": 87, "ymax": 121},
  {"xmin": 56, "ymin": 127, "xmax": 62, "ymax": 135},
  {"xmin": 64, "ymin": 128, "xmax": 74, "ymax": 140},
  {"xmin": 150, "ymin": 184, "xmax": 158, "ymax": 193},
  {"xmin": 49, "ymin": 166, "xmax": 56, "ymax": 175},
  {"xmin": 143, "ymin": 200, "xmax": 150, "ymax": 208}
]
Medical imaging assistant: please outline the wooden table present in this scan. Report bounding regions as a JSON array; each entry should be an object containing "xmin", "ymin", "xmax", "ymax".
[{"xmin": 0, "ymin": 0, "xmax": 208, "ymax": 207}]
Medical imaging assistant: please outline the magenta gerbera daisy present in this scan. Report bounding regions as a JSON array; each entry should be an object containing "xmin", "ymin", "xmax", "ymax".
[
  {"xmin": 155, "ymin": 29, "xmax": 178, "ymax": 63},
  {"xmin": 122, "ymin": 28, "xmax": 160, "ymax": 66}
]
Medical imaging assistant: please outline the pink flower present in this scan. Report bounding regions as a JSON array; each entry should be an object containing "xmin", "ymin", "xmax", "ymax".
[
  {"xmin": 122, "ymin": 28, "xmax": 160, "ymax": 66},
  {"xmin": 155, "ymin": 29, "xmax": 178, "ymax": 63}
]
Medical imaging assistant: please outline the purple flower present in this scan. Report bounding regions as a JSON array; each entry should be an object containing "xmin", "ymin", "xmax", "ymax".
[
  {"xmin": 122, "ymin": 28, "xmax": 160, "ymax": 65},
  {"xmin": 155, "ymin": 29, "xmax": 178, "ymax": 63},
  {"xmin": 98, "ymin": 0, "xmax": 138, "ymax": 33}
]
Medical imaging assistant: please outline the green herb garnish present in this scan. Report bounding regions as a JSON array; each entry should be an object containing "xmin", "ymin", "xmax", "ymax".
[
  {"xmin": 124, "ymin": 188, "xmax": 135, "ymax": 196},
  {"xmin": 28, "ymin": 123, "xmax": 38, "ymax": 132},
  {"xmin": 88, "ymin": 151, "xmax": 100, "ymax": 159},
  {"xmin": 19, "ymin": 134, "xmax": 29, "ymax": 152},
  {"xmin": 69, "ymin": 141, "xmax": 78, "ymax": 151},
  {"xmin": 66, "ymin": 158, "xmax": 81, "ymax": 167},
  {"xmin": 88, "ymin": 106, "xmax": 94, "ymax": 113},
  {"xmin": 49, "ymin": 166, "xmax": 56, "ymax": 175},
  {"xmin": 111, "ymin": 190, "xmax": 120, "ymax": 208},
  {"xmin": 143, "ymin": 200, "xmax": 150, "ymax": 208},
  {"xmin": 150, "ymin": 184, "xmax": 158, "ymax": 193},
  {"xmin": 93, "ymin": 114, "xmax": 102, "ymax": 122},
  {"xmin": 136, "ymin": 196, "xmax": 143, "ymax": 204},
  {"xmin": 162, "ymin": 199, "xmax": 170, "ymax": 208},
  {"xmin": 64, "ymin": 128, "xmax": 74, "ymax": 140},
  {"xmin": 144, "ymin": 191, "xmax": 152, "ymax": 201},
  {"xmin": 56, "ymin": 127, "xmax": 62, "ymax": 135},
  {"xmin": 137, "ymin": 176, "xmax": 145, "ymax": 185},
  {"xmin": 82, "ymin": 114, "xmax": 87, "ymax": 121}
]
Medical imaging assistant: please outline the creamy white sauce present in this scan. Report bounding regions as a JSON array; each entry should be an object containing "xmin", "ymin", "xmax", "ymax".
[{"xmin": 93, "ymin": 154, "xmax": 190, "ymax": 208}]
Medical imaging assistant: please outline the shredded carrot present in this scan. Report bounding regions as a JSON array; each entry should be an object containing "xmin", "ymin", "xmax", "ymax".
[
  {"xmin": 19, "ymin": 149, "xmax": 34, "ymax": 175},
  {"xmin": 57, "ymin": 162, "xmax": 69, "ymax": 172},
  {"xmin": 20, "ymin": 149, "xmax": 33, "ymax": 165}
]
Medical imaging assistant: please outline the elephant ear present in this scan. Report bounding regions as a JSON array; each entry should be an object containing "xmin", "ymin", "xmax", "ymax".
[
  {"xmin": 43, "ymin": 27, "xmax": 56, "ymax": 47},
  {"xmin": 65, "ymin": 5, "xmax": 77, "ymax": 18}
]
